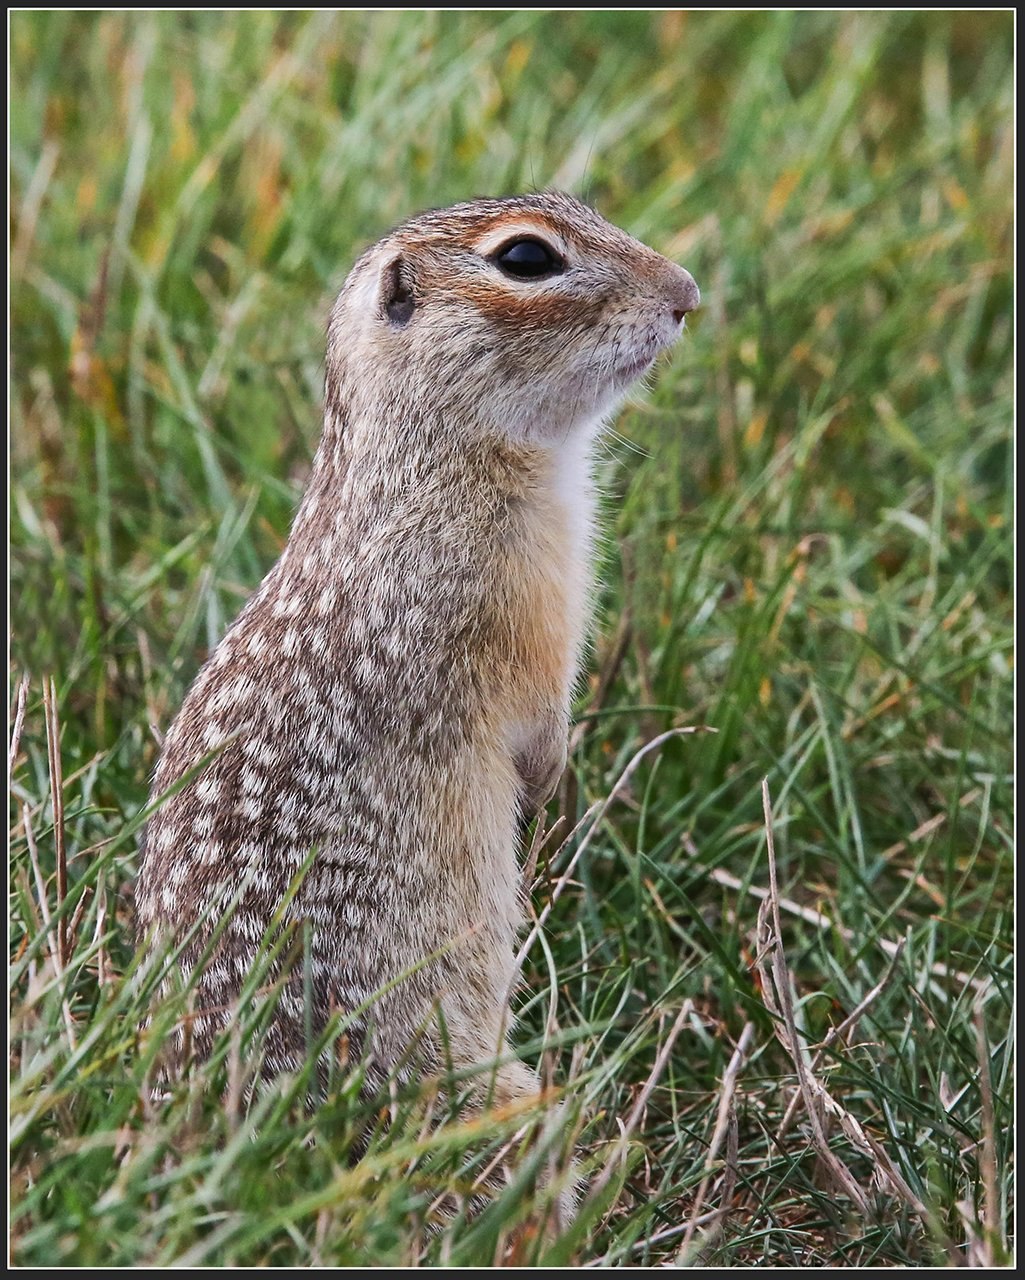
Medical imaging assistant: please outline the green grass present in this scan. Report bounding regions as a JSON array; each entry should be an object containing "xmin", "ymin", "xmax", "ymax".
[{"xmin": 10, "ymin": 10, "xmax": 1013, "ymax": 1267}]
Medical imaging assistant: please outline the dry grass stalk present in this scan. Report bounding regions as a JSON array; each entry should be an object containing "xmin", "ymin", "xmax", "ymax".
[
  {"xmin": 970, "ymin": 1002, "xmax": 1001, "ymax": 1265},
  {"xmin": 21, "ymin": 803, "xmax": 77, "ymax": 1051},
  {"xmin": 8, "ymin": 673, "xmax": 31, "ymax": 782},
  {"xmin": 42, "ymin": 676, "xmax": 68, "ymax": 967},
  {"xmin": 677, "ymin": 1019, "xmax": 755, "ymax": 1262},
  {"xmin": 92, "ymin": 870, "xmax": 109, "ymax": 988},
  {"xmin": 11, "ymin": 139, "xmax": 59, "ymax": 282},
  {"xmin": 521, "ymin": 808, "xmax": 566, "ymax": 894}
]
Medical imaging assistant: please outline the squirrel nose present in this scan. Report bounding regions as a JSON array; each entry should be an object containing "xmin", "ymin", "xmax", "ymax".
[{"xmin": 669, "ymin": 269, "xmax": 700, "ymax": 324}]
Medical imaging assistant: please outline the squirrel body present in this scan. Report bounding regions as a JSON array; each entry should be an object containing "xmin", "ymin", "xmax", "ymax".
[{"xmin": 136, "ymin": 193, "xmax": 698, "ymax": 1114}]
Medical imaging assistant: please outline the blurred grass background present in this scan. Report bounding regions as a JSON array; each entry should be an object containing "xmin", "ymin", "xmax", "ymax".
[{"xmin": 10, "ymin": 10, "xmax": 1013, "ymax": 1266}]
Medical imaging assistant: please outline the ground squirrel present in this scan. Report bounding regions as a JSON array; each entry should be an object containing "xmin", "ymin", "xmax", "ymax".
[{"xmin": 136, "ymin": 192, "xmax": 698, "ymax": 1133}]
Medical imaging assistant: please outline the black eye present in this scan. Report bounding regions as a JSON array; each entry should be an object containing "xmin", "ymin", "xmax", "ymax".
[{"xmin": 494, "ymin": 238, "xmax": 564, "ymax": 279}]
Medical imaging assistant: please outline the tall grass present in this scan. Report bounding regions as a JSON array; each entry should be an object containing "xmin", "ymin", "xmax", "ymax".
[{"xmin": 10, "ymin": 11, "xmax": 1013, "ymax": 1266}]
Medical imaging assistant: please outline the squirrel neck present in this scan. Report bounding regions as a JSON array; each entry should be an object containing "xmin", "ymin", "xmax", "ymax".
[{"xmin": 288, "ymin": 401, "xmax": 596, "ymax": 552}]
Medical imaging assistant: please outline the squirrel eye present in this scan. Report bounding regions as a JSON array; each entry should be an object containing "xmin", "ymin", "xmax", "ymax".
[{"xmin": 494, "ymin": 238, "xmax": 564, "ymax": 279}]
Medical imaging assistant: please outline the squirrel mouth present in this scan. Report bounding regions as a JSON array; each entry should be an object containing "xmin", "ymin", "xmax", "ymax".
[{"xmin": 617, "ymin": 352, "xmax": 658, "ymax": 382}]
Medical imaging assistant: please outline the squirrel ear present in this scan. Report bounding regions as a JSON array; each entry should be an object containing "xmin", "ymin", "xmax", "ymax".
[{"xmin": 380, "ymin": 254, "xmax": 416, "ymax": 327}]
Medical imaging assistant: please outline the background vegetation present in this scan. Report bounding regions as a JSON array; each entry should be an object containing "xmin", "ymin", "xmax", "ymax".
[{"xmin": 10, "ymin": 10, "xmax": 1013, "ymax": 1266}]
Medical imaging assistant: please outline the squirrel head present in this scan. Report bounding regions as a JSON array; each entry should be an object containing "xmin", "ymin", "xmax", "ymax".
[{"xmin": 326, "ymin": 192, "xmax": 699, "ymax": 447}]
